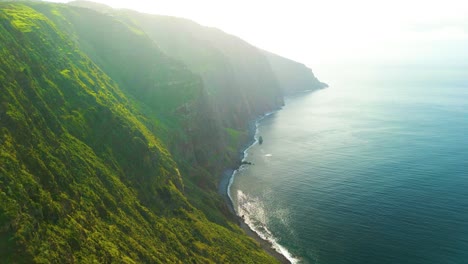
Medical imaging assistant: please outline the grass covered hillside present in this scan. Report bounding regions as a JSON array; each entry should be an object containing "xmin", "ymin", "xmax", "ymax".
[
  {"xmin": 37, "ymin": 3, "xmax": 241, "ymax": 226},
  {"xmin": 0, "ymin": 2, "xmax": 277, "ymax": 263}
]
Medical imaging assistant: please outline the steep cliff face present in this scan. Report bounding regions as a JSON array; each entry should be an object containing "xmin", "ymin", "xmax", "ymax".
[
  {"xmin": 109, "ymin": 14, "xmax": 292, "ymax": 215},
  {"xmin": 118, "ymin": 11, "xmax": 285, "ymax": 130},
  {"xmin": 0, "ymin": 3, "xmax": 276, "ymax": 263},
  {"xmin": 39, "ymin": 3, "xmax": 237, "ymax": 225},
  {"xmin": 264, "ymin": 51, "xmax": 328, "ymax": 94},
  {"xmin": 0, "ymin": 1, "xmax": 325, "ymax": 263}
]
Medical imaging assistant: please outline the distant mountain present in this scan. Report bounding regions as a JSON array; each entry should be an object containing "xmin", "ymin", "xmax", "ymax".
[
  {"xmin": 264, "ymin": 51, "xmax": 328, "ymax": 94},
  {"xmin": 0, "ymin": 1, "xmax": 325, "ymax": 263}
]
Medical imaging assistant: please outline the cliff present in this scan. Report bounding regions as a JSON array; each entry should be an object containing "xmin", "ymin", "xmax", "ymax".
[
  {"xmin": 264, "ymin": 51, "xmax": 328, "ymax": 94},
  {"xmin": 0, "ymin": 1, "xmax": 324, "ymax": 262},
  {"xmin": 118, "ymin": 10, "xmax": 285, "ymax": 130}
]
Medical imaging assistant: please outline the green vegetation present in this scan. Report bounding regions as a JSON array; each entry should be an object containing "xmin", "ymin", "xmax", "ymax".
[
  {"xmin": 0, "ymin": 1, "xmax": 325, "ymax": 262},
  {"xmin": 224, "ymin": 127, "xmax": 248, "ymax": 153},
  {"xmin": 0, "ymin": 2, "xmax": 278, "ymax": 263},
  {"xmin": 118, "ymin": 9, "xmax": 285, "ymax": 130},
  {"xmin": 2, "ymin": 3, "xmax": 47, "ymax": 32}
]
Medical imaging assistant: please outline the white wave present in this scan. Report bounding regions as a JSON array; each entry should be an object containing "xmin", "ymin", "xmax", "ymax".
[
  {"xmin": 236, "ymin": 190, "xmax": 300, "ymax": 264},
  {"xmin": 226, "ymin": 108, "xmax": 299, "ymax": 262}
]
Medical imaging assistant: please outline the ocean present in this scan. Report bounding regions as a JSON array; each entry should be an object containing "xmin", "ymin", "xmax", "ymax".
[{"xmin": 229, "ymin": 66, "xmax": 468, "ymax": 264}]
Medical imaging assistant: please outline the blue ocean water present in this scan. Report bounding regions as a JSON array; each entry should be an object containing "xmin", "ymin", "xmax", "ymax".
[{"xmin": 230, "ymin": 66, "xmax": 468, "ymax": 264}]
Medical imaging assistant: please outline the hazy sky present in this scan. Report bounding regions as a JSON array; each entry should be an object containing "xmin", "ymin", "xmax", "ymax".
[{"xmin": 49, "ymin": 0, "xmax": 468, "ymax": 72}]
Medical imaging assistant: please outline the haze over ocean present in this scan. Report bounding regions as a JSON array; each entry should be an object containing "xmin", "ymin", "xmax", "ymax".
[{"xmin": 230, "ymin": 65, "xmax": 468, "ymax": 264}]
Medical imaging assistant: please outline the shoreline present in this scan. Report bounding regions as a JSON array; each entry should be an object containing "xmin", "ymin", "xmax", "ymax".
[{"xmin": 218, "ymin": 110, "xmax": 292, "ymax": 264}]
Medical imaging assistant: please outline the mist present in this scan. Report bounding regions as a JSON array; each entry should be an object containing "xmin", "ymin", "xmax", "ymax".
[{"xmin": 49, "ymin": 0, "xmax": 468, "ymax": 73}]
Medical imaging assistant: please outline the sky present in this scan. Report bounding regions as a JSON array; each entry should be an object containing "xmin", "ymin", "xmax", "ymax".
[{"xmin": 49, "ymin": 0, "xmax": 468, "ymax": 74}]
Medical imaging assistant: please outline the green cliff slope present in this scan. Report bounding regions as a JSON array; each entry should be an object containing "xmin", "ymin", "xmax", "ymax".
[
  {"xmin": 0, "ymin": 3, "xmax": 277, "ymax": 263},
  {"xmin": 116, "ymin": 9, "xmax": 285, "ymax": 130},
  {"xmin": 1, "ymin": 1, "xmax": 326, "ymax": 262},
  {"xmin": 40, "ymin": 3, "xmax": 238, "ymax": 225}
]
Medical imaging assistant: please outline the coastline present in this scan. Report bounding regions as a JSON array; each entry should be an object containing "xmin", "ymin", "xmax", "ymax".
[
  {"xmin": 239, "ymin": 217, "xmax": 291, "ymax": 264},
  {"xmin": 218, "ymin": 110, "xmax": 292, "ymax": 264}
]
